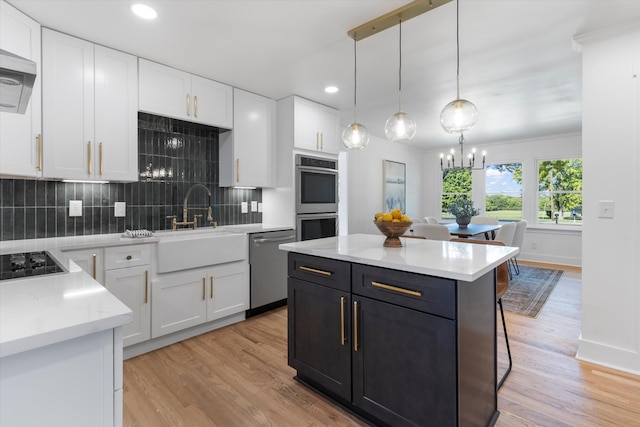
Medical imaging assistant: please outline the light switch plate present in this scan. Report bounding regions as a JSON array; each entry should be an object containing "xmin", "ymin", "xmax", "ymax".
[
  {"xmin": 258, "ymin": 202, "xmax": 263, "ymax": 213},
  {"xmin": 241, "ymin": 202, "xmax": 248, "ymax": 213},
  {"xmin": 114, "ymin": 202, "xmax": 126, "ymax": 217},
  {"xmin": 251, "ymin": 201, "xmax": 258, "ymax": 212},
  {"xmin": 69, "ymin": 200, "xmax": 82, "ymax": 217},
  {"xmin": 598, "ymin": 200, "xmax": 614, "ymax": 218}
]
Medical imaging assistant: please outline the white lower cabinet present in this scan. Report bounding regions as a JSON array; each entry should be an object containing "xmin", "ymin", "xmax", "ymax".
[
  {"xmin": 152, "ymin": 261, "xmax": 248, "ymax": 338},
  {"xmin": 0, "ymin": 328, "xmax": 120, "ymax": 427},
  {"xmin": 104, "ymin": 245, "xmax": 151, "ymax": 347},
  {"xmin": 63, "ymin": 247, "xmax": 104, "ymax": 284}
]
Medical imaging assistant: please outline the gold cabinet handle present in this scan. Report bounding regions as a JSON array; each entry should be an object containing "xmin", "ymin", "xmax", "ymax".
[
  {"xmin": 186, "ymin": 94, "xmax": 191, "ymax": 116},
  {"xmin": 353, "ymin": 301, "xmax": 358, "ymax": 352},
  {"xmin": 340, "ymin": 296, "xmax": 346, "ymax": 345},
  {"xmin": 371, "ymin": 281, "xmax": 422, "ymax": 297},
  {"xmin": 144, "ymin": 270, "xmax": 149, "ymax": 304},
  {"xmin": 194, "ymin": 95, "xmax": 198, "ymax": 118},
  {"xmin": 99, "ymin": 142, "xmax": 103, "ymax": 175},
  {"xmin": 202, "ymin": 277, "xmax": 206, "ymax": 300},
  {"xmin": 36, "ymin": 134, "xmax": 42, "ymax": 171},
  {"xmin": 299, "ymin": 266, "xmax": 332, "ymax": 276},
  {"xmin": 87, "ymin": 141, "xmax": 92, "ymax": 175},
  {"xmin": 210, "ymin": 276, "xmax": 213, "ymax": 299},
  {"xmin": 236, "ymin": 159, "xmax": 240, "ymax": 183},
  {"xmin": 316, "ymin": 131, "xmax": 319, "ymax": 150},
  {"xmin": 320, "ymin": 132, "xmax": 324, "ymax": 151},
  {"xmin": 92, "ymin": 253, "xmax": 97, "ymax": 280}
]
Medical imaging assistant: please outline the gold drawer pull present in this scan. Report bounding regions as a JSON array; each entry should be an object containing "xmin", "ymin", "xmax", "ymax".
[
  {"xmin": 340, "ymin": 296, "xmax": 345, "ymax": 345},
  {"xmin": 210, "ymin": 276, "xmax": 213, "ymax": 299},
  {"xmin": 299, "ymin": 266, "xmax": 332, "ymax": 276},
  {"xmin": 144, "ymin": 270, "xmax": 149, "ymax": 304},
  {"xmin": 186, "ymin": 94, "xmax": 191, "ymax": 116},
  {"xmin": 36, "ymin": 134, "xmax": 43, "ymax": 171},
  {"xmin": 353, "ymin": 301, "xmax": 358, "ymax": 352},
  {"xmin": 126, "ymin": 255, "xmax": 132, "ymax": 260},
  {"xmin": 371, "ymin": 281, "xmax": 422, "ymax": 297}
]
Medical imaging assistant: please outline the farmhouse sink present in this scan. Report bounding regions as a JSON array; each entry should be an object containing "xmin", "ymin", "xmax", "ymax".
[{"xmin": 155, "ymin": 229, "xmax": 247, "ymax": 273}]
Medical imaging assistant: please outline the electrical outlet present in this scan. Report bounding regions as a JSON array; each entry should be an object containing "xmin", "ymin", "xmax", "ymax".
[
  {"xmin": 251, "ymin": 201, "xmax": 258, "ymax": 212},
  {"xmin": 69, "ymin": 200, "xmax": 82, "ymax": 217},
  {"xmin": 114, "ymin": 202, "xmax": 126, "ymax": 217},
  {"xmin": 598, "ymin": 200, "xmax": 614, "ymax": 218},
  {"xmin": 531, "ymin": 242, "xmax": 538, "ymax": 249},
  {"xmin": 258, "ymin": 202, "xmax": 263, "ymax": 213},
  {"xmin": 241, "ymin": 202, "xmax": 248, "ymax": 213}
]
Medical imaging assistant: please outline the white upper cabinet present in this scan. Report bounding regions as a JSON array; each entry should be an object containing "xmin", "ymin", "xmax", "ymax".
[
  {"xmin": 138, "ymin": 59, "xmax": 232, "ymax": 129},
  {"xmin": 0, "ymin": 0, "xmax": 42, "ymax": 178},
  {"xmin": 42, "ymin": 29, "xmax": 138, "ymax": 181},
  {"xmin": 287, "ymin": 96, "xmax": 339, "ymax": 154},
  {"xmin": 219, "ymin": 88, "xmax": 275, "ymax": 187}
]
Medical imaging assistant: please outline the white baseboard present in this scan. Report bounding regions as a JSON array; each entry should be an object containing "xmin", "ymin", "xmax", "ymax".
[
  {"xmin": 518, "ymin": 252, "xmax": 581, "ymax": 267},
  {"xmin": 576, "ymin": 334, "xmax": 640, "ymax": 376}
]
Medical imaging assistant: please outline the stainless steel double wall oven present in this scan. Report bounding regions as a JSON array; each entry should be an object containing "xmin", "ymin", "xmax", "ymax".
[{"xmin": 295, "ymin": 154, "xmax": 338, "ymax": 241}]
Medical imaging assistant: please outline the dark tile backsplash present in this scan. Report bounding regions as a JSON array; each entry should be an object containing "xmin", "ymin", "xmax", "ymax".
[{"xmin": 0, "ymin": 113, "xmax": 262, "ymax": 241}]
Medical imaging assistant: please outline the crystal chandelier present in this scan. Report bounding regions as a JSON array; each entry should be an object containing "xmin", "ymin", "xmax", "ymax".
[{"xmin": 440, "ymin": 133, "xmax": 485, "ymax": 171}]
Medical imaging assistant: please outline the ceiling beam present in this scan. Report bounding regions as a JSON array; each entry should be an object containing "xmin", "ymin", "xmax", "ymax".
[{"xmin": 347, "ymin": 0, "xmax": 453, "ymax": 41}]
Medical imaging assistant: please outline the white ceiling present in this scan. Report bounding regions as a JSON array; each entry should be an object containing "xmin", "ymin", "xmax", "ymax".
[{"xmin": 8, "ymin": 0, "xmax": 640, "ymax": 151}]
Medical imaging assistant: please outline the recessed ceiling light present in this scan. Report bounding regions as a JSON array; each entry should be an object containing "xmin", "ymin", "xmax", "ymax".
[
  {"xmin": 131, "ymin": 4, "xmax": 157, "ymax": 20},
  {"xmin": 325, "ymin": 86, "xmax": 339, "ymax": 94}
]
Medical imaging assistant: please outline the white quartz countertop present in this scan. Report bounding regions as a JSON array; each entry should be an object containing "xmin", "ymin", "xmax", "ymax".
[
  {"xmin": 0, "ymin": 248, "xmax": 133, "ymax": 358},
  {"xmin": 280, "ymin": 234, "xmax": 519, "ymax": 282}
]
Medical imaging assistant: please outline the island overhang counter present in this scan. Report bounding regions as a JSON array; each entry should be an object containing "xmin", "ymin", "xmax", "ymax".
[{"xmin": 280, "ymin": 234, "xmax": 518, "ymax": 427}]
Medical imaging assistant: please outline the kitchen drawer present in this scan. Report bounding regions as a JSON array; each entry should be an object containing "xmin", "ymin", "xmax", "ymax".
[
  {"xmin": 105, "ymin": 244, "xmax": 151, "ymax": 270},
  {"xmin": 288, "ymin": 253, "xmax": 350, "ymax": 292},
  {"xmin": 352, "ymin": 263, "xmax": 456, "ymax": 319}
]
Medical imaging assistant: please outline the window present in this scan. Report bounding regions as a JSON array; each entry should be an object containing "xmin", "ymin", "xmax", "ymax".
[
  {"xmin": 485, "ymin": 163, "xmax": 522, "ymax": 221},
  {"xmin": 441, "ymin": 168, "xmax": 471, "ymax": 219},
  {"xmin": 537, "ymin": 158, "xmax": 582, "ymax": 226}
]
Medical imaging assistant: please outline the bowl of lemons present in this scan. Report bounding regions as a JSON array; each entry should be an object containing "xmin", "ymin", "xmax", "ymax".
[{"xmin": 373, "ymin": 209, "xmax": 412, "ymax": 247}]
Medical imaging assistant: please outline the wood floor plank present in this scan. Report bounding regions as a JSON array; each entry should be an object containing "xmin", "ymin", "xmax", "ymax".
[{"xmin": 124, "ymin": 262, "xmax": 640, "ymax": 426}]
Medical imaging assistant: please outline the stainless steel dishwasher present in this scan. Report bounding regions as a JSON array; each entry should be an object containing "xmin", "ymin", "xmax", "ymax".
[{"xmin": 247, "ymin": 229, "xmax": 296, "ymax": 317}]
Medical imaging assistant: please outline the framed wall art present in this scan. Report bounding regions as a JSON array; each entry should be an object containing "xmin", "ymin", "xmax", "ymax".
[{"xmin": 383, "ymin": 160, "xmax": 406, "ymax": 213}]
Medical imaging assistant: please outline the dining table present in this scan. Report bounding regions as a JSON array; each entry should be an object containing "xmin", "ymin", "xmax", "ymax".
[{"xmin": 446, "ymin": 223, "xmax": 501, "ymax": 240}]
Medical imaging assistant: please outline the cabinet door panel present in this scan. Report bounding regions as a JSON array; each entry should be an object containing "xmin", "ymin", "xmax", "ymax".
[
  {"xmin": 191, "ymin": 75, "xmax": 232, "ymax": 128},
  {"xmin": 0, "ymin": 1, "xmax": 41, "ymax": 177},
  {"xmin": 64, "ymin": 247, "xmax": 104, "ymax": 284},
  {"xmin": 317, "ymin": 106, "xmax": 339, "ymax": 154},
  {"xmin": 353, "ymin": 296, "xmax": 456, "ymax": 427},
  {"xmin": 42, "ymin": 29, "xmax": 94, "ymax": 180},
  {"xmin": 152, "ymin": 269, "xmax": 207, "ymax": 337},
  {"xmin": 288, "ymin": 277, "xmax": 351, "ymax": 400},
  {"xmin": 94, "ymin": 45, "xmax": 137, "ymax": 181},
  {"xmin": 105, "ymin": 266, "xmax": 150, "ymax": 346},
  {"xmin": 207, "ymin": 262, "xmax": 249, "ymax": 321},
  {"xmin": 138, "ymin": 59, "xmax": 191, "ymax": 121},
  {"xmin": 293, "ymin": 97, "xmax": 320, "ymax": 151}
]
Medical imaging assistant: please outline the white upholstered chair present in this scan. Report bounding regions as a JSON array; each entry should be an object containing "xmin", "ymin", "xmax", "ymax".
[
  {"xmin": 412, "ymin": 224, "xmax": 452, "ymax": 241},
  {"xmin": 423, "ymin": 216, "xmax": 439, "ymax": 224},
  {"xmin": 510, "ymin": 220, "xmax": 527, "ymax": 275},
  {"xmin": 494, "ymin": 222, "xmax": 516, "ymax": 277}
]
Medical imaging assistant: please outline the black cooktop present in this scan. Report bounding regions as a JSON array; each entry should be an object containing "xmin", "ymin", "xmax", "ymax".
[{"xmin": 0, "ymin": 251, "xmax": 65, "ymax": 281}]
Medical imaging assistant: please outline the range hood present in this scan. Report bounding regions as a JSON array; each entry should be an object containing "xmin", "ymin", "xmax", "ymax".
[{"xmin": 0, "ymin": 48, "xmax": 37, "ymax": 114}]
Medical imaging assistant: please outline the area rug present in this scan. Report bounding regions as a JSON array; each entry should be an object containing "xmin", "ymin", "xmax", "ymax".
[{"xmin": 502, "ymin": 265, "xmax": 563, "ymax": 318}]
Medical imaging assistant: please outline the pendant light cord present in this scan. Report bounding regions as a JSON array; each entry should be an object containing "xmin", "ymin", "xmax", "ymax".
[
  {"xmin": 455, "ymin": 0, "xmax": 460, "ymax": 100},
  {"xmin": 398, "ymin": 19, "xmax": 403, "ymax": 111},
  {"xmin": 353, "ymin": 37, "xmax": 358, "ymax": 122}
]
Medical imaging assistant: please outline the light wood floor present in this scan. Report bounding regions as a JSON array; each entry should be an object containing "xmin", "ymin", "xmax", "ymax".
[{"xmin": 123, "ymin": 262, "xmax": 640, "ymax": 426}]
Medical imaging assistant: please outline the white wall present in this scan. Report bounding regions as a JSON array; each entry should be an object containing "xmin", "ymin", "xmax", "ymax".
[
  {"xmin": 347, "ymin": 135, "xmax": 425, "ymax": 235},
  {"xmin": 421, "ymin": 133, "xmax": 582, "ymax": 266},
  {"xmin": 576, "ymin": 24, "xmax": 640, "ymax": 375}
]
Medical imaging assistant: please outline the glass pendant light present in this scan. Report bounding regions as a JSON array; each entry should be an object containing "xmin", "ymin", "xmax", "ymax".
[
  {"xmin": 440, "ymin": 0, "xmax": 477, "ymax": 133},
  {"xmin": 385, "ymin": 19, "xmax": 416, "ymax": 142},
  {"xmin": 342, "ymin": 37, "xmax": 369, "ymax": 150}
]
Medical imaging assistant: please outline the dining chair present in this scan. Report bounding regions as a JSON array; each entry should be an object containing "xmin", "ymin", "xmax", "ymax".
[
  {"xmin": 412, "ymin": 224, "xmax": 452, "ymax": 241},
  {"xmin": 510, "ymin": 220, "xmax": 527, "ymax": 275},
  {"xmin": 424, "ymin": 216, "xmax": 439, "ymax": 224},
  {"xmin": 451, "ymin": 238, "xmax": 512, "ymax": 389},
  {"xmin": 494, "ymin": 222, "xmax": 517, "ymax": 278}
]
